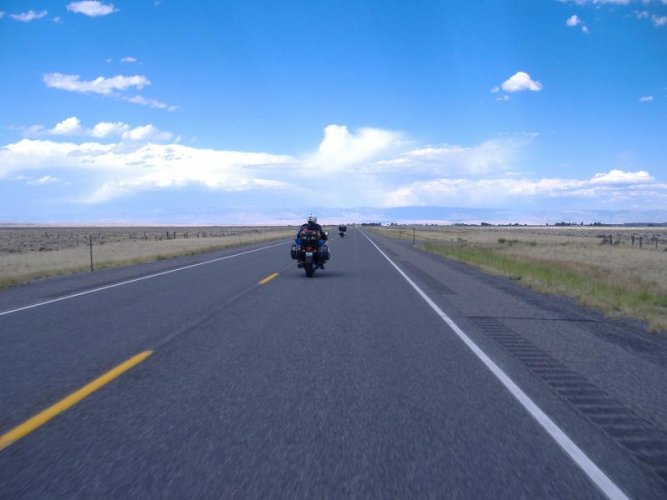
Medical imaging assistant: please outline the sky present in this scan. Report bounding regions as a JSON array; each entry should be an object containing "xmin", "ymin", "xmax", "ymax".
[{"xmin": 1, "ymin": 0, "xmax": 666, "ymax": 224}]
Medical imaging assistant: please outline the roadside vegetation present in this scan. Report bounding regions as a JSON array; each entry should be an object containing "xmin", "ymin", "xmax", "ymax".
[
  {"xmin": 0, "ymin": 226, "xmax": 294, "ymax": 289},
  {"xmin": 373, "ymin": 226, "xmax": 667, "ymax": 332}
]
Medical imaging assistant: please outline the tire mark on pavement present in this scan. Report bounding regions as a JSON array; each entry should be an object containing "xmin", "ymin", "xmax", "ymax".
[
  {"xmin": 153, "ymin": 262, "xmax": 293, "ymax": 350},
  {"xmin": 395, "ymin": 260, "xmax": 457, "ymax": 296},
  {"xmin": 470, "ymin": 316, "xmax": 667, "ymax": 489}
]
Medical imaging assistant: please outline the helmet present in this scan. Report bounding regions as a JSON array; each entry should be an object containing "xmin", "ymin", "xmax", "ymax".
[{"xmin": 307, "ymin": 214, "xmax": 317, "ymax": 224}]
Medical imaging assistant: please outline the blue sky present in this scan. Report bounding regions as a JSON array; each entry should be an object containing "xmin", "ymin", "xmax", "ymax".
[{"xmin": 1, "ymin": 0, "xmax": 666, "ymax": 224}]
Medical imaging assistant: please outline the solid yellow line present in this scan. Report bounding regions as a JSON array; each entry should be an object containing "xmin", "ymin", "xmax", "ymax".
[
  {"xmin": 259, "ymin": 272, "xmax": 279, "ymax": 285},
  {"xmin": 0, "ymin": 350, "xmax": 153, "ymax": 451}
]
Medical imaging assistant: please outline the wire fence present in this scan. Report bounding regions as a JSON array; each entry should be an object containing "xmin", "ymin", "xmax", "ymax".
[{"xmin": 0, "ymin": 226, "xmax": 292, "ymax": 255}]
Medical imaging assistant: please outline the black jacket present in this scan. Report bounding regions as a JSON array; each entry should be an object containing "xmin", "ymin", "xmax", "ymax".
[{"xmin": 297, "ymin": 221, "xmax": 327, "ymax": 241}]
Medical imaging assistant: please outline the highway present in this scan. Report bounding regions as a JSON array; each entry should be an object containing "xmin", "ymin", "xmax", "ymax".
[{"xmin": 1, "ymin": 228, "xmax": 666, "ymax": 498}]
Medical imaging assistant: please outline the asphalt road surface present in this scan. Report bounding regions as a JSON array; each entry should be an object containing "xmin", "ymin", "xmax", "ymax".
[{"xmin": 1, "ymin": 228, "xmax": 666, "ymax": 498}]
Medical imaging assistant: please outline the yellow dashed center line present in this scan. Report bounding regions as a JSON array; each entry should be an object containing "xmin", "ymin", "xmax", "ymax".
[
  {"xmin": 259, "ymin": 272, "xmax": 279, "ymax": 285},
  {"xmin": 0, "ymin": 350, "xmax": 153, "ymax": 451}
]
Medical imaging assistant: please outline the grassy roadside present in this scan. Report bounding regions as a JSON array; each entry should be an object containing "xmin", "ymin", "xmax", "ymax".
[
  {"xmin": 372, "ymin": 228, "xmax": 667, "ymax": 333},
  {"xmin": 0, "ymin": 230, "xmax": 293, "ymax": 290}
]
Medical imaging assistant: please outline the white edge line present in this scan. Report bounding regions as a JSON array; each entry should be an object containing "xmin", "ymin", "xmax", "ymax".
[
  {"xmin": 0, "ymin": 241, "xmax": 289, "ymax": 318},
  {"xmin": 361, "ymin": 231, "xmax": 629, "ymax": 500}
]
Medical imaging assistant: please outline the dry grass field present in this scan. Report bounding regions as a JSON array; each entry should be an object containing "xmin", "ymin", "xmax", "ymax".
[
  {"xmin": 0, "ymin": 226, "xmax": 295, "ymax": 289},
  {"xmin": 373, "ymin": 225, "xmax": 667, "ymax": 332}
]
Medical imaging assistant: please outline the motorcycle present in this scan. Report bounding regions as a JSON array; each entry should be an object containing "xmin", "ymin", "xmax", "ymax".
[
  {"xmin": 339, "ymin": 230, "xmax": 345, "ymax": 238},
  {"xmin": 290, "ymin": 228, "xmax": 329, "ymax": 277}
]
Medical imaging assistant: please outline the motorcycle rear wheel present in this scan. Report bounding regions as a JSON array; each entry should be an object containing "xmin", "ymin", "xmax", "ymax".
[{"xmin": 305, "ymin": 263, "xmax": 315, "ymax": 277}]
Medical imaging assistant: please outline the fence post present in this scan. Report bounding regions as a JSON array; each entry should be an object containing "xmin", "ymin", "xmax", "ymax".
[
  {"xmin": 89, "ymin": 235, "xmax": 94, "ymax": 272},
  {"xmin": 413, "ymin": 228, "xmax": 416, "ymax": 245}
]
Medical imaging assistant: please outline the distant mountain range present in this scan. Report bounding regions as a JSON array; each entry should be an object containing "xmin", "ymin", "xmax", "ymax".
[
  {"xmin": 3, "ymin": 206, "xmax": 667, "ymax": 226},
  {"xmin": 306, "ymin": 207, "xmax": 667, "ymax": 226}
]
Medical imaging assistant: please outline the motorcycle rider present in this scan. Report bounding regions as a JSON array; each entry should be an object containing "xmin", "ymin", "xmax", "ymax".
[
  {"xmin": 295, "ymin": 214, "xmax": 329, "ymax": 267},
  {"xmin": 297, "ymin": 214, "xmax": 328, "ymax": 243}
]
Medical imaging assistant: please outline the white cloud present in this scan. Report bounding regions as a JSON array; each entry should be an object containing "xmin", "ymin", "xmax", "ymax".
[
  {"xmin": 121, "ymin": 125, "xmax": 175, "ymax": 142},
  {"xmin": 6, "ymin": 124, "xmax": 399, "ymax": 207},
  {"xmin": 2, "ymin": 124, "xmax": 663, "ymax": 212},
  {"xmin": 121, "ymin": 56, "xmax": 138, "ymax": 64},
  {"xmin": 498, "ymin": 71, "xmax": 543, "ymax": 93},
  {"xmin": 25, "ymin": 117, "xmax": 176, "ymax": 143},
  {"xmin": 639, "ymin": 95, "xmax": 654, "ymax": 102},
  {"xmin": 124, "ymin": 95, "xmax": 178, "ymax": 111},
  {"xmin": 51, "ymin": 117, "xmax": 84, "ymax": 136},
  {"xmin": 21, "ymin": 125, "xmax": 46, "ymax": 136},
  {"xmin": 652, "ymin": 14, "xmax": 667, "ymax": 26},
  {"xmin": 371, "ymin": 135, "xmax": 535, "ymax": 177},
  {"xmin": 44, "ymin": 73, "xmax": 150, "ymax": 95},
  {"xmin": 91, "ymin": 121, "xmax": 130, "ymax": 138},
  {"xmin": 590, "ymin": 169, "xmax": 653, "ymax": 183},
  {"xmin": 383, "ymin": 169, "xmax": 657, "ymax": 207},
  {"xmin": 10, "ymin": 10, "xmax": 48, "ymax": 22},
  {"xmin": 43, "ymin": 71, "xmax": 174, "ymax": 113},
  {"xmin": 566, "ymin": 14, "xmax": 590, "ymax": 32},
  {"xmin": 306, "ymin": 125, "xmax": 404, "ymax": 171},
  {"xmin": 634, "ymin": 9, "xmax": 667, "ymax": 28},
  {"xmin": 66, "ymin": 1, "xmax": 117, "ymax": 17},
  {"xmin": 0, "ymin": 140, "xmax": 115, "ymax": 177},
  {"xmin": 0, "ymin": 139, "xmax": 295, "ymax": 203},
  {"xmin": 28, "ymin": 175, "xmax": 59, "ymax": 186}
]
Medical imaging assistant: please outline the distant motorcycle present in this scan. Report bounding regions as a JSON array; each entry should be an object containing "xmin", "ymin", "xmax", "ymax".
[
  {"xmin": 338, "ymin": 224, "xmax": 347, "ymax": 238},
  {"xmin": 291, "ymin": 228, "xmax": 329, "ymax": 277}
]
